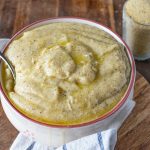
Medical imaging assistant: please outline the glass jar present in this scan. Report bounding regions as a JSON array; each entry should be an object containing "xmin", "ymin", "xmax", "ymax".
[{"xmin": 122, "ymin": 2, "xmax": 150, "ymax": 60}]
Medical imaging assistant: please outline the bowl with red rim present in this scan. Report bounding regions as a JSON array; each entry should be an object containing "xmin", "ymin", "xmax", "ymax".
[{"xmin": 0, "ymin": 17, "xmax": 136, "ymax": 147}]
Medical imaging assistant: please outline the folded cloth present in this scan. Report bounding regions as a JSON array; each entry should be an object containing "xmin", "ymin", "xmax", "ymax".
[
  {"xmin": 10, "ymin": 129, "xmax": 117, "ymax": 150},
  {"xmin": 10, "ymin": 100, "xmax": 135, "ymax": 150}
]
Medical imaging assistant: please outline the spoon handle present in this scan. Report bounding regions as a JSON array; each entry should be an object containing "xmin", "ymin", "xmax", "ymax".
[{"xmin": 0, "ymin": 52, "xmax": 16, "ymax": 80}]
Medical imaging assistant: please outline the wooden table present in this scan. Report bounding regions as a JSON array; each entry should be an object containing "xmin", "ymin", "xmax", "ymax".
[{"xmin": 0, "ymin": 0, "xmax": 150, "ymax": 149}]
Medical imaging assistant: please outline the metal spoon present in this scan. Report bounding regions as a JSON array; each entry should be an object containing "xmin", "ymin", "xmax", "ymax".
[{"xmin": 0, "ymin": 51, "xmax": 16, "ymax": 80}]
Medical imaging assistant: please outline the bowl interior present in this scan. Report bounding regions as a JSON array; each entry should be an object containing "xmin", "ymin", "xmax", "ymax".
[{"xmin": 0, "ymin": 17, "xmax": 135, "ymax": 128}]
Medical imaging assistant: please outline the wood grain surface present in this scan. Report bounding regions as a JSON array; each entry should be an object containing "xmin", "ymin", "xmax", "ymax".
[{"xmin": 0, "ymin": 0, "xmax": 150, "ymax": 149}]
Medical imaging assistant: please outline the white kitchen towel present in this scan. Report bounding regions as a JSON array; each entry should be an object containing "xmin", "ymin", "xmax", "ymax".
[{"xmin": 10, "ymin": 99, "xmax": 135, "ymax": 150}]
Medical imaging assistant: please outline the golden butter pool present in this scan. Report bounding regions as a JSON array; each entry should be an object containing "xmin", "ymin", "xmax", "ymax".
[{"xmin": 3, "ymin": 22, "xmax": 131, "ymax": 125}]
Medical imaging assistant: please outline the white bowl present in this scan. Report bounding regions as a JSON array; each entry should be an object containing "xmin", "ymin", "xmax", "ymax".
[{"xmin": 0, "ymin": 17, "xmax": 136, "ymax": 147}]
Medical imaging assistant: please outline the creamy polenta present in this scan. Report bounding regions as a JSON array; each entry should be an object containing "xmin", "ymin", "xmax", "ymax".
[{"xmin": 3, "ymin": 23, "xmax": 131, "ymax": 125}]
